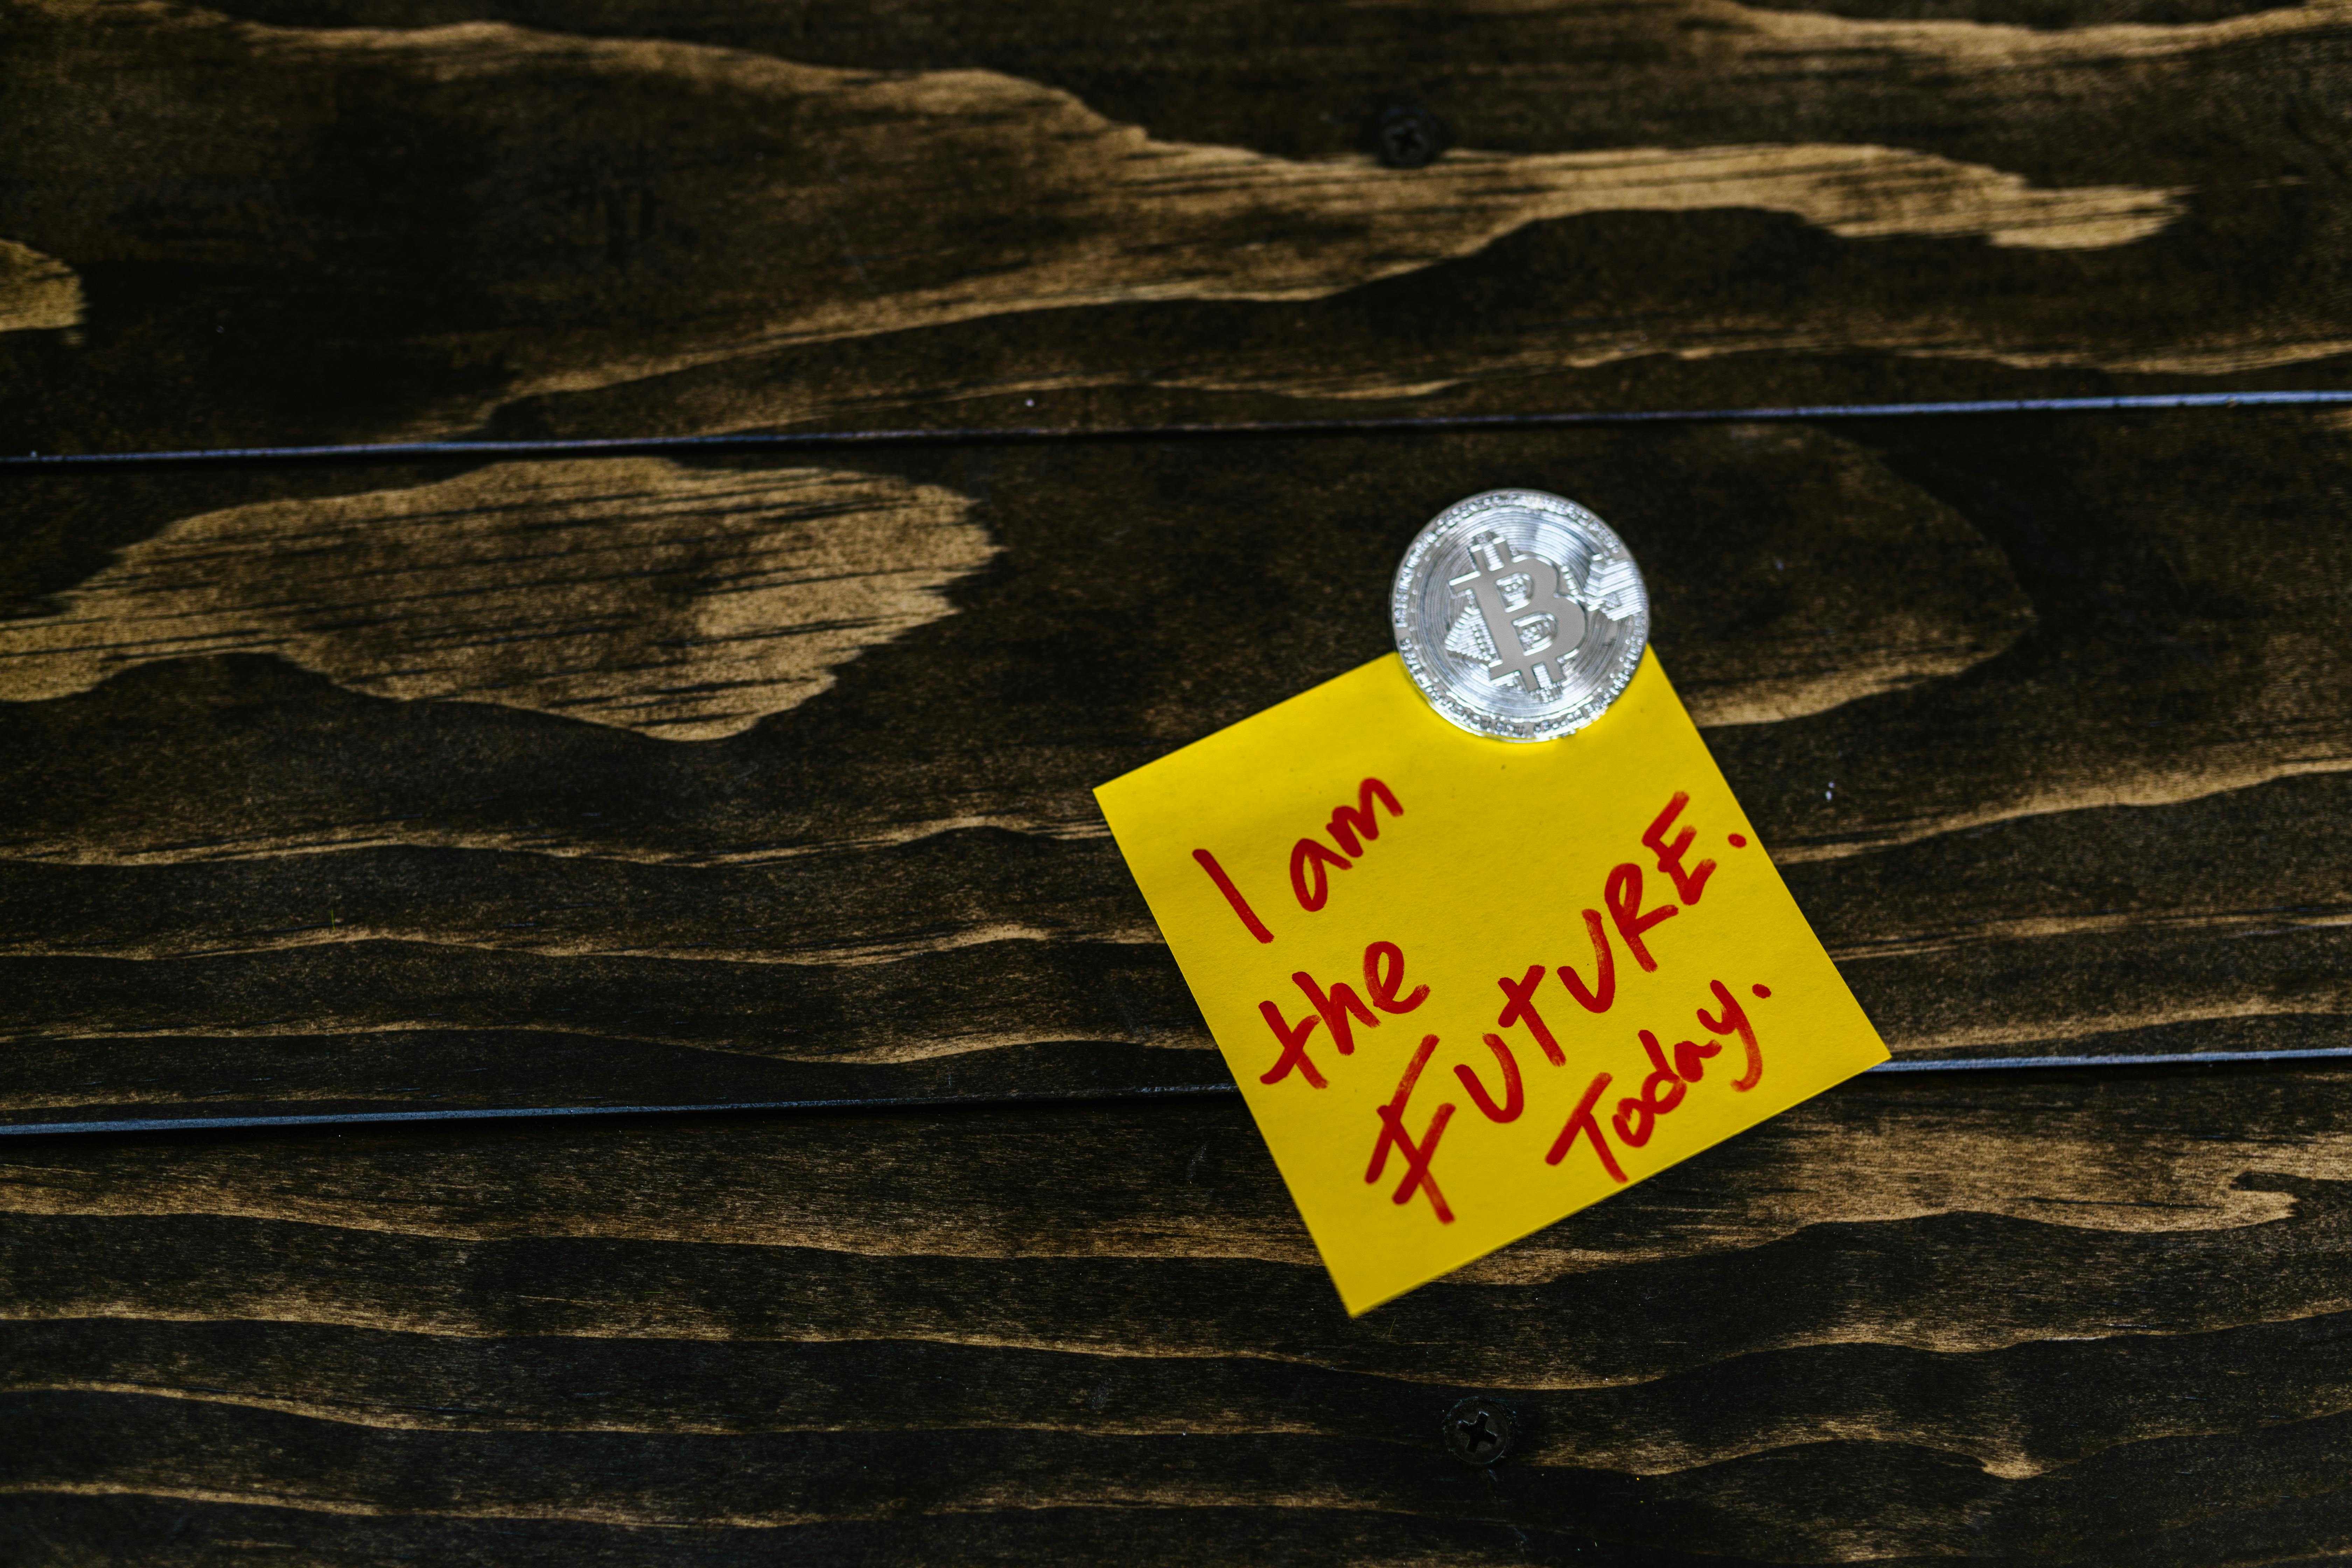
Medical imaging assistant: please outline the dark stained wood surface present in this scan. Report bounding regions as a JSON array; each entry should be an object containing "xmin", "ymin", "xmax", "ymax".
[
  {"xmin": 6, "ymin": 1061, "xmax": 2352, "ymax": 1562},
  {"xmin": 5, "ymin": 0, "xmax": 2352, "ymax": 457},
  {"xmin": 10, "ymin": 4, "xmax": 2352, "ymax": 1558},
  {"xmin": 7, "ymin": 408, "xmax": 2352, "ymax": 1127}
]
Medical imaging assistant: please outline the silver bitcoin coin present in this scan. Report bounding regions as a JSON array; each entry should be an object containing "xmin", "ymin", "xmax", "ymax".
[{"xmin": 1391, "ymin": 489, "xmax": 1649, "ymax": 742}]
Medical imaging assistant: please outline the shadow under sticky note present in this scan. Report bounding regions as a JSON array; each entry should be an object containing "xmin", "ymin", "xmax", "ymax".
[{"xmin": 1094, "ymin": 650, "xmax": 1889, "ymax": 1313}]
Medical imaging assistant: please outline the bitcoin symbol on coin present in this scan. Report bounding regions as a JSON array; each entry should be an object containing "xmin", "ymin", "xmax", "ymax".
[
  {"xmin": 1392, "ymin": 490, "xmax": 1650, "ymax": 742},
  {"xmin": 1454, "ymin": 537, "xmax": 1589, "ymax": 693}
]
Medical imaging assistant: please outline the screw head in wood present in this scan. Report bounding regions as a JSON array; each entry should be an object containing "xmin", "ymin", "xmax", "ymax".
[
  {"xmin": 1442, "ymin": 1395, "xmax": 1519, "ymax": 1466},
  {"xmin": 1372, "ymin": 104, "xmax": 1449, "ymax": 169}
]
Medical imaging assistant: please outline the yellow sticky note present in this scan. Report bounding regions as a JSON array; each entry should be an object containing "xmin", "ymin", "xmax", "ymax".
[{"xmin": 1095, "ymin": 649, "xmax": 1888, "ymax": 1314}]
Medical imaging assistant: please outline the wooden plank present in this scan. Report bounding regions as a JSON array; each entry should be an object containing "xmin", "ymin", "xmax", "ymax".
[
  {"xmin": 4, "ymin": 0, "xmax": 2351, "ymax": 456},
  {"xmin": 4, "ymin": 1062, "xmax": 2352, "ymax": 1561},
  {"xmin": 2, "ymin": 408, "xmax": 2349, "ymax": 1125}
]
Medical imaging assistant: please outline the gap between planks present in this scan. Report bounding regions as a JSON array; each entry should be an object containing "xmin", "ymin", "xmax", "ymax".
[
  {"xmin": 10, "ymin": 1046, "xmax": 2352, "ymax": 1139},
  {"xmin": 7, "ymin": 391, "xmax": 2352, "ymax": 470}
]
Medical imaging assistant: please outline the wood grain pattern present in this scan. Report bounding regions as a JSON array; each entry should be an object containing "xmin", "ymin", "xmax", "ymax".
[
  {"xmin": 0, "ymin": 458, "xmax": 993, "ymax": 738},
  {"xmin": 3, "ymin": 408, "xmax": 2350, "ymax": 1124},
  {"xmin": 8, "ymin": 1, "xmax": 2347, "ymax": 1559},
  {"xmin": 4, "ymin": 0, "xmax": 2351, "ymax": 456},
  {"xmin": 5, "ymin": 1063, "xmax": 2352, "ymax": 1561},
  {"xmin": 0, "ymin": 241, "xmax": 79, "ymax": 338}
]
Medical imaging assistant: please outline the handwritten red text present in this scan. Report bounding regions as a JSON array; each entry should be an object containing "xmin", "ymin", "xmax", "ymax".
[
  {"xmin": 1257, "ymin": 938, "xmax": 1428, "ymax": 1087},
  {"xmin": 1290, "ymin": 778, "xmax": 1403, "ymax": 912}
]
